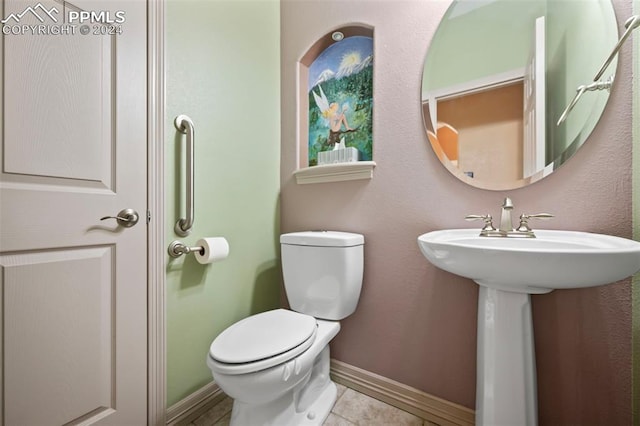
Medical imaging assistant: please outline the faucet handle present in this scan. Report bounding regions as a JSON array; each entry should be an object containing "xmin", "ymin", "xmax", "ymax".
[
  {"xmin": 465, "ymin": 214, "xmax": 497, "ymax": 231},
  {"xmin": 516, "ymin": 213, "xmax": 554, "ymax": 232}
]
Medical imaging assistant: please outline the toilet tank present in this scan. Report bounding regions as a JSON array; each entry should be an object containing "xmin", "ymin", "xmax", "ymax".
[{"xmin": 280, "ymin": 231, "xmax": 364, "ymax": 320}]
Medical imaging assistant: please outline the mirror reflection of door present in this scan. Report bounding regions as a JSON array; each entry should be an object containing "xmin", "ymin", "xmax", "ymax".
[
  {"xmin": 424, "ymin": 16, "xmax": 549, "ymax": 185},
  {"xmin": 433, "ymin": 82, "xmax": 524, "ymax": 182},
  {"xmin": 421, "ymin": 0, "xmax": 618, "ymax": 190},
  {"xmin": 523, "ymin": 16, "xmax": 547, "ymax": 179}
]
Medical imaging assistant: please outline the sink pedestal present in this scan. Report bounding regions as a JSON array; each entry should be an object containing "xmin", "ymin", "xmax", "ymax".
[
  {"xmin": 476, "ymin": 286, "xmax": 537, "ymax": 426},
  {"xmin": 418, "ymin": 228, "xmax": 640, "ymax": 425}
]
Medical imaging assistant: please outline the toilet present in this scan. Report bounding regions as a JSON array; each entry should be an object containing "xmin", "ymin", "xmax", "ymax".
[{"xmin": 206, "ymin": 231, "xmax": 364, "ymax": 426}]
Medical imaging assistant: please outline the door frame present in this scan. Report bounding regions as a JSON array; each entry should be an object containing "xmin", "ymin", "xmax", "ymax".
[{"xmin": 148, "ymin": 0, "xmax": 167, "ymax": 423}]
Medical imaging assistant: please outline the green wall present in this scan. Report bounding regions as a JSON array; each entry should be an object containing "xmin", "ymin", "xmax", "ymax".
[
  {"xmin": 633, "ymin": 0, "xmax": 640, "ymax": 421},
  {"xmin": 422, "ymin": 0, "xmax": 544, "ymax": 92},
  {"xmin": 545, "ymin": 0, "xmax": 617, "ymax": 160},
  {"xmin": 165, "ymin": 0, "xmax": 281, "ymax": 406}
]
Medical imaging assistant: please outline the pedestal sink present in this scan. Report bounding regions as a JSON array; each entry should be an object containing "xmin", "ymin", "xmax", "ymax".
[{"xmin": 417, "ymin": 229, "xmax": 640, "ymax": 426}]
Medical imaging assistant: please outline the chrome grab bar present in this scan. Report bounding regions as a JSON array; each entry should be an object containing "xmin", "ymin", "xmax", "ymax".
[
  {"xmin": 557, "ymin": 15, "xmax": 638, "ymax": 126},
  {"xmin": 174, "ymin": 115, "xmax": 195, "ymax": 236},
  {"xmin": 594, "ymin": 15, "xmax": 640, "ymax": 81},
  {"xmin": 556, "ymin": 76, "xmax": 614, "ymax": 126}
]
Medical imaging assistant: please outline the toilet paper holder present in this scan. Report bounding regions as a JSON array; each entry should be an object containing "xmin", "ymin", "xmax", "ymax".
[{"xmin": 168, "ymin": 240, "xmax": 203, "ymax": 258}]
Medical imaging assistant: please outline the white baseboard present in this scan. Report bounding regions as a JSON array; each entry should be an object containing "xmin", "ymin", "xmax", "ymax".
[
  {"xmin": 165, "ymin": 360, "xmax": 475, "ymax": 426},
  {"xmin": 330, "ymin": 359, "xmax": 475, "ymax": 426},
  {"xmin": 166, "ymin": 381, "xmax": 225, "ymax": 426}
]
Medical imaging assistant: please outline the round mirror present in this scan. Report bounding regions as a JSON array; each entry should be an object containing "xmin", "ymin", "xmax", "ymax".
[{"xmin": 421, "ymin": 0, "xmax": 618, "ymax": 190}]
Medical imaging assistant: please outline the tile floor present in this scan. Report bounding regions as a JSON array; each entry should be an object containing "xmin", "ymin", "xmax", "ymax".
[{"xmin": 189, "ymin": 383, "xmax": 434, "ymax": 426}]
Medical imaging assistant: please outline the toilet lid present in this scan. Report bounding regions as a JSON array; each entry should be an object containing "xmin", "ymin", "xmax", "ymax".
[{"xmin": 209, "ymin": 309, "xmax": 317, "ymax": 364}]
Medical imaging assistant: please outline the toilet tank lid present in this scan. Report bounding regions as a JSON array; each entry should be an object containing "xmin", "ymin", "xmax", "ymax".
[{"xmin": 280, "ymin": 231, "xmax": 364, "ymax": 247}]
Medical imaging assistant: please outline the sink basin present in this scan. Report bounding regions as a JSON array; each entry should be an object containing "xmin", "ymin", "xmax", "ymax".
[
  {"xmin": 418, "ymin": 229, "xmax": 640, "ymax": 294},
  {"xmin": 417, "ymin": 228, "xmax": 640, "ymax": 426}
]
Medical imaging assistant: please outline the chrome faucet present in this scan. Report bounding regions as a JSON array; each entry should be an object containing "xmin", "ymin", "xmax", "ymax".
[
  {"xmin": 466, "ymin": 197, "xmax": 553, "ymax": 238},
  {"xmin": 499, "ymin": 197, "xmax": 514, "ymax": 233}
]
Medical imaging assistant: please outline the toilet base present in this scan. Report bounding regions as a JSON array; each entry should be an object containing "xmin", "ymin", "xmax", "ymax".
[
  {"xmin": 230, "ymin": 379, "xmax": 337, "ymax": 426},
  {"xmin": 228, "ymin": 344, "xmax": 337, "ymax": 426}
]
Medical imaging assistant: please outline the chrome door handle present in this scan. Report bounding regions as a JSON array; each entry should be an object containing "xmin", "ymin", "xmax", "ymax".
[{"xmin": 100, "ymin": 208, "xmax": 140, "ymax": 228}]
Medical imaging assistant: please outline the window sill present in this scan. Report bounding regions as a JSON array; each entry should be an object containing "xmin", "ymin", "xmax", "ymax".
[{"xmin": 293, "ymin": 161, "xmax": 376, "ymax": 185}]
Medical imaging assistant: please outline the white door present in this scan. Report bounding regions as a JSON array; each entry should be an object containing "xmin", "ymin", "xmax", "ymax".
[
  {"xmin": 0, "ymin": 0, "xmax": 147, "ymax": 424},
  {"xmin": 523, "ymin": 15, "xmax": 546, "ymax": 178}
]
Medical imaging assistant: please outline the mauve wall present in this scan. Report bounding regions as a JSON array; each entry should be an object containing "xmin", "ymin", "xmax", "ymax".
[{"xmin": 281, "ymin": 0, "xmax": 633, "ymax": 423}]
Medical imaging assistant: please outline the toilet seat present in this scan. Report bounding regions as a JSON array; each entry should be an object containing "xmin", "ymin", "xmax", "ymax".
[{"xmin": 208, "ymin": 309, "xmax": 317, "ymax": 375}]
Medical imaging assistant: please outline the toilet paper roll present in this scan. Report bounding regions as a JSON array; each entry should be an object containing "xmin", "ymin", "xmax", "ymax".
[{"xmin": 194, "ymin": 237, "xmax": 229, "ymax": 264}]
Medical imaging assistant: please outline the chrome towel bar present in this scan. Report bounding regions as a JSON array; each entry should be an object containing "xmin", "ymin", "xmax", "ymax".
[{"xmin": 174, "ymin": 115, "xmax": 195, "ymax": 236}]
